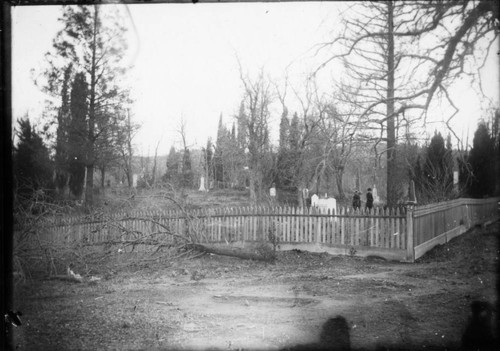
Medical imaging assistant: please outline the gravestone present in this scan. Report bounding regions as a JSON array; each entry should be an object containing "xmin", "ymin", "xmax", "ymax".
[
  {"xmin": 270, "ymin": 184, "xmax": 276, "ymax": 198},
  {"xmin": 311, "ymin": 194, "xmax": 319, "ymax": 207},
  {"xmin": 372, "ymin": 185, "xmax": 380, "ymax": 204},
  {"xmin": 199, "ymin": 176, "xmax": 207, "ymax": 192}
]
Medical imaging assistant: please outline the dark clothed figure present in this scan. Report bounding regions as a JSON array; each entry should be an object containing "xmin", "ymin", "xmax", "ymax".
[
  {"xmin": 352, "ymin": 191, "xmax": 361, "ymax": 210},
  {"xmin": 462, "ymin": 300, "xmax": 496, "ymax": 350},
  {"xmin": 281, "ymin": 315, "xmax": 351, "ymax": 351},
  {"xmin": 366, "ymin": 188, "xmax": 374, "ymax": 210}
]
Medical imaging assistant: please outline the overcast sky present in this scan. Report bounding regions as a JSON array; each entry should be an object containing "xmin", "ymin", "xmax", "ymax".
[{"xmin": 12, "ymin": 2, "xmax": 499, "ymax": 155}]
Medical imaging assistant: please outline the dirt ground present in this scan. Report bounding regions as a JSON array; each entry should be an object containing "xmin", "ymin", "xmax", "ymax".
[{"xmin": 12, "ymin": 222, "xmax": 499, "ymax": 350}]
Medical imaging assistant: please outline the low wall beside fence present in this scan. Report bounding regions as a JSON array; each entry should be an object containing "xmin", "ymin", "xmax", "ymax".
[{"xmin": 411, "ymin": 197, "xmax": 500, "ymax": 260}]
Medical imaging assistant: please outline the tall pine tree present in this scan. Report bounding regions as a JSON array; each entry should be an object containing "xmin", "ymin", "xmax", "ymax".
[
  {"xmin": 468, "ymin": 122, "xmax": 496, "ymax": 198},
  {"xmin": 276, "ymin": 110, "xmax": 292, "ymax": 188},
  {"xmin": 181, "ymin": 148, "xmax": 193, "ymax": 188},
  {"xmin": 54, "ymin": 65, "xmax": 72, "ymax": 193},
  {"xmin": 68, "ymin": 72, "xmax": 88, "ymax": 198},
  {"xmin": 214, "ymin": 115, "xmax": 228, "ymax": 187},
  {"xmin": 42, "ymin": 5, "xmax": 129, "ymax": 206}
]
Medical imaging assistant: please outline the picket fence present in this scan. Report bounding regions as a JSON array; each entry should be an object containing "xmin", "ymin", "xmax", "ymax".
[{"xmin": 38, "ymin": 197, "xmax": 499, "ymax": 262}]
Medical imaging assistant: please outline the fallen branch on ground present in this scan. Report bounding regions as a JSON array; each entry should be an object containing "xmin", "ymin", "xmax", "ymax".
[
  {"xmin": 48, "ymin": 275, "xmax": 83, "ymax": 283},
  {"xmin": 188, "ymin": 243, "xmax": 275, "ymax": 262}
]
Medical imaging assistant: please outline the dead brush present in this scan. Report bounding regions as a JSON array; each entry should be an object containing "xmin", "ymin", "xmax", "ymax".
[{"xmin": 13, "ymin": 188, "xmax": 68, "ymax": 282}]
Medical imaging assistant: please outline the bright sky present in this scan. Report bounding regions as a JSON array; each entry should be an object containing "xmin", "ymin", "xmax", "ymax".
[{"xmin": 11, "ymin": 2, "xmax": 499, "ymax": 155}]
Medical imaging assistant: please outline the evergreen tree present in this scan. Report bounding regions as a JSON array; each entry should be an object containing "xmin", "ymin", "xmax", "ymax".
[
  {"xmin": 444, "ymin": 134, "xmax": 454, "ymax": 192},
  {"xmin": 279, "ymin": 108, "xmax": 290, "ymax": 151},
  {"xmin": 425, "ymin": 132, "xmax": 446, "ymax": 175},
  {"xmin": 413, "ymin": 154, "xmax": 423, "ymax": 198},
  {"xmin": 226, "ymin": 122, "xmax": 241, "ymax": 187},
  {"xmin": 54, "ymin": 65, "xmax": 72, "ymax": 192},
  {"xmin": 164, "ymin": 146, "xmax": 180, "ymax": 186},
  {"xmin": 468, "ymin": 122, "xmax": 496, "ymax": 197},
  {"xmin": 236, "ymin": 101, "xmax": 247, "ymax": 149},
  {"xmin": 276, "ymin": 110, "xmax": 293, "ymax": 188},
  {"xmin": 181, "ymin": 148, "xmax": 193, "ymax": 188},
  {"xmin": 13, "ymin": 118, "xmax": 54, "ymax": 199},
  {"xmin": 42, "ymin": 5, "xmax": 129, "ymax": 206},
  {"xmin": 414, "ymin": 132, "xmax": 454, "ymax": 202},
  {"xmin": 457, "ymin": 150, "xmax": 471, "ymax": 196},
  {"xmin": 202, "ymin": 138, "xmax": 214, "ymax": 188},
  {"xmin": 289, "ymin": 112, "xmax": 300, "ymax": 151},
  {"xmin": 492, "ymin": 110, "xmax": 500, "ymax": 195},
  {"xmin": 214, "ymin": 115, "xmax": 227, "ymax": 186},
  {"xmin": 68, "ymin": 72, "xmax": 88, "ymax": 198},
  {"xmin": 231, "ymin": 122, "xmax": 236, "ymax": 141}
]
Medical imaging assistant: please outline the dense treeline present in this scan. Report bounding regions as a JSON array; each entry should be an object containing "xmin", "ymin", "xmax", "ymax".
[
  {"xmin": 13, "ymin": 1, "xmax": 499, "ymax": 208},
  {"xmin": 459, "ymin": 112, "xmax": 500, "ymax": 198}
]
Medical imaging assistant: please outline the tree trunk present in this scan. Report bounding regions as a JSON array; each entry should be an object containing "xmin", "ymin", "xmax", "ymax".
[
  {"xmin": 125, "ymin": 110, "xmax": 133, "ymax": 188},
  {"xmin": 189, "ymin": 243, "xmax": 273, "ymax": 262},
  {"xmin": 249, "ymin": 173, "xmax": 257, "ymax": 201},
  {"xmin": 297, "ymin": 188, "xmax": 304, "ymax": 208},
  {"xmin": 386, "ymin": 0, "xmax": 397, "ymax": 207},
  {"xmin": 335, "ymin": 169, "xmax": 345, "ymax": 200},
  {"xmin": 85, "ymin": 164, "xmax": 94, "ymax": 205},
  {"xmin": 100, "ymin": 166, "xmax": 105, "ymax": 189},
  {"xmin": 152, "ymin": 140, "xmax": 160, "ymax": 187},
  {"xmin": 356, "ymin": 168, "xmax": 361, "ymax": 191},
  {"xmin": 84, "ymin": 6, "xmax": 99, "ymax": 207}
]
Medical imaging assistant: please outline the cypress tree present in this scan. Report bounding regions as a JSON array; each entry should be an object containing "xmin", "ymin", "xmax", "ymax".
[
  {"xmin": 468, "ymin": 122, "xmax": 495, "ymax": 197},
  {"xmin": 68, "ymin": 72, "xmax": 88, "ymax": 198},
  {"xmin": 54, "ymin": 65, "xmax": 73, "ymax": 192},
  {"xmin": 279, "ymin": 108, "xmax": 290, "ymax": 151},
  {"xmin": 181, "ymin": 148, "xmax": 193, "ymax": 188},
  {"xmin": 165, "ymin": 146, "xmax": 180, "ymax": 187}
]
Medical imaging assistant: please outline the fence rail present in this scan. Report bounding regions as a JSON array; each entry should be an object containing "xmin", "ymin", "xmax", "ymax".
[
  {"xmin": 34, "ymin": 197, "xmax": 499, "ymax": 262},
  {"xmin": 412, "ymin": 197, "xmax": 500, "ymax": 260}
]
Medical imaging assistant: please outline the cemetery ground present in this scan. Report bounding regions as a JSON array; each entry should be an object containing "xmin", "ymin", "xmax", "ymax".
[{"xmin": 13, "ymin": 219, "xmax": 498, "ymax": 350}]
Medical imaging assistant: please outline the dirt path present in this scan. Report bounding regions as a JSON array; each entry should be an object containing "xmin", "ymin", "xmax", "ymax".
[{"xmin": 13, "ymin": 222, "xmax": 498, "ymax": 350}]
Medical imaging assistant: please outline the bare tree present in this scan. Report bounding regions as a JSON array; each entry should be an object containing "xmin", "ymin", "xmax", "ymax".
[
  {"xmin": 276, "ymin": 76, "xmax": 365, "ymax": 202},
  {"xmin": 237, "ymin": 66, "xmax": 274, "ymax": 201},
  {"xmin": 315, "ymin": 0, "xmax": 499, "ymax": 205},
  {"xmin": 117, "ymin": 109, "xmax": 140, "ymax": 188},
  {"xmin": 151, "ymin": 137, "xmax": 162, "ymax": 187},
  {"xmin": 177, "ymin": 117, "xmax": 193, "ymax": 189},
  {"xmin": 315, "ymin": 95, "xmax": 364, "ymax": 200},
  {"xmin": 289, "ymin": 79, "xmax": 322, "ymax": 201}
]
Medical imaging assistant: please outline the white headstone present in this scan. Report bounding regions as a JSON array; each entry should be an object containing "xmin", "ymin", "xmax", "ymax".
[
  {"xmin": 311, "ymin": 194, "xmax": 319, "ymax": 207},
  {"xmin": 132, "ymin": 174, "xmax": 138, "ymax": 188},
  {"xmin": 372, "ymin": 185, "xmax": 380, "ymax": 204},
  {"xmin": 270, "ymin": 186, "xmax": 276, "ymax": 197},
  {"xmin": 302, "ymin": 188, "xmax": 309, "ymax": 199},
  {"xmin": 199, "ymin": 176, "xmax": 207, "ymax": 192},
  {"xmin": 317, "ymin": 197, "xmax": 337, "ymax": 215}
]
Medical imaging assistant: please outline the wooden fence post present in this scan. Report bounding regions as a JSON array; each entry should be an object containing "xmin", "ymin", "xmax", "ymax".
[{"xmin": 406, "ymin": 207, "xmax": 415, "ymax": 262}]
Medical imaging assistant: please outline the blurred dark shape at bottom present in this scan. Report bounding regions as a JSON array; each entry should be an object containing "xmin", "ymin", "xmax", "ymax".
[
  {"xmin": 461, "ymin": 300, "xmax": 497, "ymax": 351},
  {"xmin": 282, "ymin": 315, "xmax": 351, "ymax": 351}
]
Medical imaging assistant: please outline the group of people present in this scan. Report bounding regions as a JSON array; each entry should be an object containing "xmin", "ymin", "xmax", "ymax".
[{"xmin": 352, "ymin": 188, "xmax": 373, "ymax": 211}]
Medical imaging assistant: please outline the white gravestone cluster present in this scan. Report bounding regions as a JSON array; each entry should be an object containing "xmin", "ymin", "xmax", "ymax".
[{"xmin": 311, "ymin": 194, "xmax": 337, "ymax": 215}]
